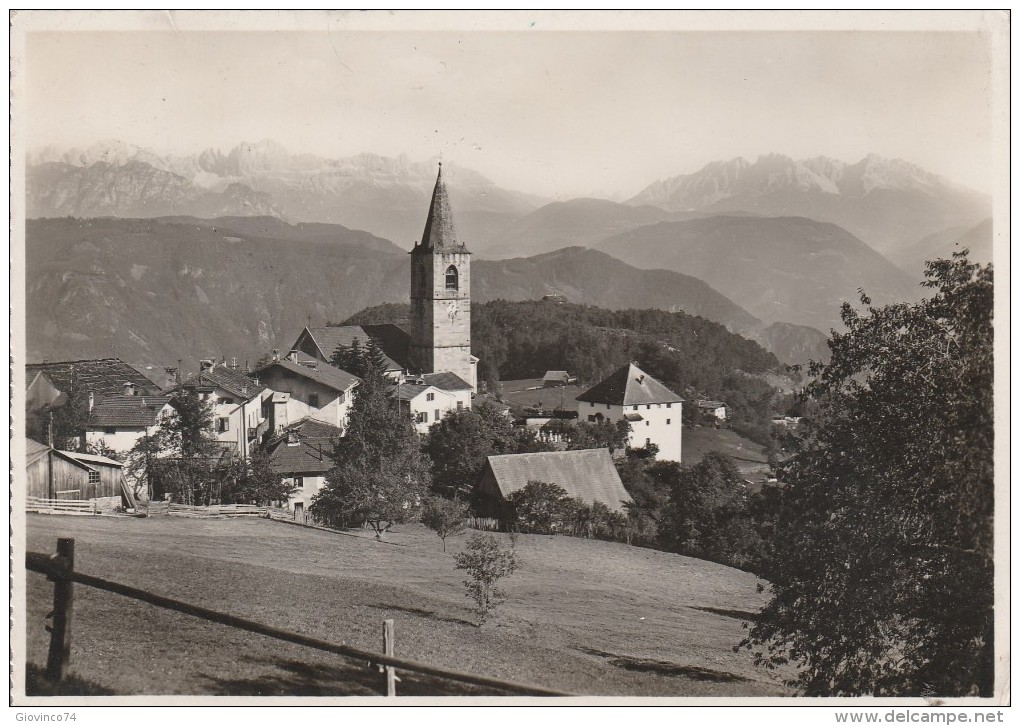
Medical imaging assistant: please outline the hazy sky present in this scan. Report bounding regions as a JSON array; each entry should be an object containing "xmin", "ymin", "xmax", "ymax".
[{"xmin": 23, "ymin": 21, "xmax": 995, "ymax": 199}]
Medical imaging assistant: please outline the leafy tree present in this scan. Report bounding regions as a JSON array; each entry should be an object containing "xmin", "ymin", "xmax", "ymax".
[
  {"xmin": 454, "ymin": 533, "xmax": 521, "ymax": 625},
  {"xmin": 330, "ymin": 336, "xmax": 388, "ymax": 378},
  {"xmin": 425, "ymin": 399, "xmax": 550, "ymax": 497},
  {"xmin": 741, "ymin": 254, "xmax": 994, "ymax": 697},
  {"xmin": 505, "ymin": 480, "xmax": 572, "ymax": 534},
  {"xmin": 421, "ymin": 495, "xmax": 470, "ymax": 552},
  {"xmin": 568, "ymin": 418, "xmax": 630, "ymax": 454},
  {"xmin": 656, "ymin": 452, "xmax": 760, "ymax": 566},
  {"xmin": 310, "ymin": 371, "xmax": 432, "ymax": 538},
  {"xmin": 221, "ymin": 442, "xmax": 294, "ymax": 505}
]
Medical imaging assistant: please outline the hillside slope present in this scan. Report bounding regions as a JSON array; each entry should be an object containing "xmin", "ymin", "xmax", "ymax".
[
  {"xmin": 597, "ymin": 216, "xmax": 921, "ymax": 332},
  {"xmin": 26, "ymin": 515, "xmax": 791, "ymax": 696},
  {"xmin": 473, "ymin": 247, "xmax": 759, "ymax": 333},
  {"xmin": 889, "ymin": 218, "xmax": 994, "ymax": 278}
]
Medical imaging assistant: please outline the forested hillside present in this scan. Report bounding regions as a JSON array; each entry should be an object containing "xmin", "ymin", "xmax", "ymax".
[{"xmin": 345, "ymin": 300, "xmax": 787, "ymax": 429}]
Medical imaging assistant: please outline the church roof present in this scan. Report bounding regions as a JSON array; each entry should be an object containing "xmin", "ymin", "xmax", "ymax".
[
  {"xmin": 576, "ymin": 363, "xmax": 684, "ymax": 406},
  {"xmin": 412, "ymin": 164, "xmax": 468, "ymax": 254}
]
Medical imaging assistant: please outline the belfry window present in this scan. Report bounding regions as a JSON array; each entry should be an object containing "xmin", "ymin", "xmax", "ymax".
[{"xmin": 445, "ymin": 265, "xmax": 458, "ymax": 290}]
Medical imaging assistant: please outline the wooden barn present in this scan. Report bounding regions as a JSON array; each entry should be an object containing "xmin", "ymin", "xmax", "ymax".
[
  {"xmin": 25, "ymin": 438, "xmax": 135, "ymax": 508},
  {"xmin": 474, "ymin": 448, "xmax": 632, "ymax": 524}
]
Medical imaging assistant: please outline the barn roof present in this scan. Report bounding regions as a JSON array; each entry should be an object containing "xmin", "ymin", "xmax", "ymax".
[
  {"xmin": 543, "ymin": 370, "xmax": 570, "ymax": 382},
  {"xmin": 299, "ymin": 325, "xmax": 407, "ymax": 371},
  {"xmin": 481, "ymin": 448, "xmax": 632, "ymax": 513},
  {"xmin": 88, "ymin": 395, "xmax": 172, "ymax": 428},
  {"xmin": 26, "ymin": 438, "xmax": 50, "ymax": 465},
  {"xmin": 254, "ymin": 358, "xmax": 360, "ymax": 394},
  {"xmin": 576, "ymin": 363, "xmax": 683, "ymax": 406},
  {"xmin": 25, "ymin": 358, "xmax": 162, "ymax": 401},
  {"xmin": 59, "ymin": 451, "xmax": 124, "ymax": 468}
]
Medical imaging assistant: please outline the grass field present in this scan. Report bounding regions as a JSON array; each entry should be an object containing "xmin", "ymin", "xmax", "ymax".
[{"xmin": 23, "ymin": 514, "xmax": 793, "ymax": 698}]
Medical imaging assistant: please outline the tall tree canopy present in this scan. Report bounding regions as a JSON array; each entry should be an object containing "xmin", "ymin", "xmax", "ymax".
[
  {"xmin": 742, "ymin": 254, "xmax": 994, "ymax": 696},
  {"xmin": 310, "ymin": 370, "xmax": 432, "ymax": 537}
]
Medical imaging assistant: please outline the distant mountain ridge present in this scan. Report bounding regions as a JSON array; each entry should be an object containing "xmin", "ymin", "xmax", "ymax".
[
  {"xmin": 26, "ymin": 139, "xmax": 546, "ymax": 248},
  {"xmin": 627, "ymin": 153, "xmax": 990, "ymax": 254}
]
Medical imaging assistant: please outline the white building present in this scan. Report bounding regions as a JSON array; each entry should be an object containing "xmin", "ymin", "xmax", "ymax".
[
  {"xmin": 85, "ymin": 394, "xmax": 175, "ymax": 454},
  {"xmin": 254, "ymin": 352, "xmax": 360, "ymax": 435},
  {"xmin": 575, "ymin": 363, "xmax": 684, "ymax": 462},
  {"xmin": 178, "ymin": 362, "xmax": 272, "ymax": 458},
  {"xmin": 266, "ymin": 417, "xmax": 342, "ymax": 522},
  {"xmin": 392, "ymin": 371, "xmax": 473, "ymax": 434}
]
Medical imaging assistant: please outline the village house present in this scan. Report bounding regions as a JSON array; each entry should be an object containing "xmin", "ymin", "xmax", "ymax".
[
  {"xmin": 265, "ymin": 417, "xmax": 342, "ymax": 523},
  {"xmin": 542, "ymin": 370, "xmax": 575, "ymax": 387},
  {"xmin": 576, "ymin": 362, "xmax": 684, "ymax": 462},
  {"xmin": 291, "ymin": 325, "xmax": 408, "ymax": 380},
  {"xmin": 84, "ymin": 389, "xmax": 175, "ymax": 454},
  {"xmin": 174, "ymin": 360, "xmax": 272, "ymax": 458},
  {"xmin": 696, "ymin": 400, "xmax": 729, "ymax": 421},
  {"xmin": 391, "ymin": 370, "xmax": 473, "ymax": 433},
  {"xmin": 474, "ymin": 448, "xmax": 633, "ymax": 524},
  {"xmin": 253, "ymin": 351, "xmax": 360, "ymax": 435},
  {"xmin": 26, "ymin": 438, "xmax": 136, "ymax": 509}
]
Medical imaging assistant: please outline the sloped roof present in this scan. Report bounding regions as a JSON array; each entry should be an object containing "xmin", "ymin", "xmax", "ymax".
[
  {"xmin": 421, "ymin": 371, "xmax": 472, "ymax": 392},
  {"xmin": 60, "ymin": 450, "xmax": 124, "ymax": 468},
  {"xmin": 25, "ymin": 358, "xmax": 161, "ymax": 401},
  {"xmin": 88, "ymin": 395, "xmax": 172, "ymax": 428},
  {"xmin": 696, "ymin": 400, "xmax": 727, "ymax": 409},
  {"xmin": 481, "ymin": 448, "xmax": 633, "ymax": 513},
  {"xmin": 412, "ymin": 164, "xmax": 468, "ymax": 254},
  {"xmin": 267, "ymin": 418, "xmax": 339, "ymax": 476},
  {"xmin": 543, "ymin": 370, "xmax": 570, "ymax": 381},
  {"xmin": 301, "ymin": 326, "xmax": 407, "ymax": 371},
  {"xmin": 26, "ymin": 438, "xmax": 50, "ymax": 465},
  {"xmin": 179, "ymin": 365, "xmax": 264, "ymax": 400},
  {"xmin": 254, "ymin": 358, "xmax": 360, "ymax": 394},
  {"xmin": 576, "ymin": 363, "xmax": 684, "ymax": 406}
]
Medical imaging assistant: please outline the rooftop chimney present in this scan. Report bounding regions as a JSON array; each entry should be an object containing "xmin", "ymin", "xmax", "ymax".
[
  {"xmin": 200, "ymin": 359, "xmax": 215, "ymax": 372},
  {"xmin": 272, "ymin": 349, "xmax": 280, "ymax": 362},
  {"xmin": 88, "ymin": 391, "xmax": 95, "ymax": 412},
  {"xmin": 287, "ymin": 349, "xmax": 299, "ymax": 362},
  {"xmin": 123, "ymin": 382, "xmax": 136, "ymax": 396}
]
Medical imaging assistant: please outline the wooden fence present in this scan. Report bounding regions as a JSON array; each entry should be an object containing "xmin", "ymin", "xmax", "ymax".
[
  {"xmin": 26, "ymin": 538, "xmax": 567, "ymax": 697},
  {"xmin": 143, "ymin": 502, "xmax": 295, "ymax": 520},
  {"xmin": 26, "ymin": 497, "xmax": 98, "ymax": 516},
  {"xmin": 466, "ymin": 516, "xmax": 500, "ymax": 532}
]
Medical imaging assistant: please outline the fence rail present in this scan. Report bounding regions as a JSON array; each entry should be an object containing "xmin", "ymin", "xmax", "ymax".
[
  {"xmin": 142, "ymin": 502, "xmax": 290, "ymax": 519},
  {"xmin": 26, "ymin": 538, "xmax": 567, "ymax": 697},
  {"xmin": 26, "ymin": 497, "xmax": 98, "ymax": 516},
  {"xmin": 466, "ymin": 516, "xmax": 500, "ymax": 532}
]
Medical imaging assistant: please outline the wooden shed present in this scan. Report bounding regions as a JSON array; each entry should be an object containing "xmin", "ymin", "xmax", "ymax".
[{"xmin": 25, "ymin": 438, "xmax": 135, "ymax": 507}]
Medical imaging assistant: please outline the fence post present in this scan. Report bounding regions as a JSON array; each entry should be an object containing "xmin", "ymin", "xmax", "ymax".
[
  {"xmin": 45, "ymin": 538, "xmax": 75, "ymax": 682},
  {"xmin": 383, "ymin": 619, "xmax": 396, "ymax": 696}
]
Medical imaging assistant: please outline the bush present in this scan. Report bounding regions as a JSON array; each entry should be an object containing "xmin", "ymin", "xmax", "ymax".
[
  {"xmin": 454, "ymin": 533, "xmax": 520, "ymax": 624},
  {"xmin": 421, "ymin": 495, "xmax": 469, "ymax": 552},
  {"xmin": 505, "ymin": 481, "xmax": 571, "ymax": 534}
]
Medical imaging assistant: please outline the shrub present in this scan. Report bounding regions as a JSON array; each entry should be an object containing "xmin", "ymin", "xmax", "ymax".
[
  {"xmin": 421, "ymin": 495, "xmax": 469, "ymax": 552},
  {"xmin": 505, "ymin": 480, "xmax": 571, "ymax": 534},
  {"xmin": 454, "ymin": 533, "xmax": 520, "ymax": 624}
]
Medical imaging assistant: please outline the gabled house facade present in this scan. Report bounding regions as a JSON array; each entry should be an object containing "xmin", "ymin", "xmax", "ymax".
[
  {"xmin": 576, "ymin": 363, "xmax": 684, "ymax": 462},
  {"xmin": 254, "ymin": 353, "xmax": 360, "ymax": 435},
  {"xmin": 266, "ymin": 418, "xmax": 342, "ymax": 522},
  {"xmin": 391, "ymin": 370, "xmax": 473, "ymax": 433},
  {"xmin": 176, "ymin": 361, "xmax": 272, "ymax": 458},
  {"xmin": 85, "ymin": 394, "xmax": 175, "ymax": 454},
  {"xmin": 26, "ymin": 438, "xmax": 135, "ymax": 508}
]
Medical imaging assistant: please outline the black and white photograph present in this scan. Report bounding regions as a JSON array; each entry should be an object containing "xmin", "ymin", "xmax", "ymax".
[{"xmin": 9, "ymin": 9, "xmax": 1009, "ymax": 713}]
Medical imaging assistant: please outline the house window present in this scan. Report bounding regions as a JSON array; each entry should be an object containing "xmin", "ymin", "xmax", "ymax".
[
  {"xmin": 456, "ymin": 401, "xmax": 464, "ymax": 411},
  {"xmin": 646, "ymin": 421, "xmax": 650, "ymax": 427},
  {"xmin": 435, "ymin": 409, "xmax": 441, "ymax": 422},
  {"xmin": 588, "ymin": 415, "xmax": 596, "ymax": 422},
  {"xmin": 666, "ymin": 419, "xmax": 671, "ymax": 425},
  {"xmin": 666, "ymin": 403, "xmax": 672, "ymax": 409},
  {"xmin": 426, "ymin": 392, "xmax": 435, "ymax": 402},
  {"xmin": 88, "ymin": 471, "xmax": 100, "ymax": 485},
  {"xmin": 646, "ymin": 438, "xmax": 651, "ymax": 447},
  {"xmin": 308, "ymin": 394, "xmax": 320, "ymax": 409},
  {"xmin": 221, "ymin": 398, "xmax": 234, "ymax": 405},
  {"xmin": 606, "ymin": 403, "xmax": 611, "ymax": 410},
  {"xmin": 217, "ymin": 417, "xmax": 230, "ymax": 433},
  {"xmin": 104, "ymin": 427, "xmax": 116, "ymax": 435},
  {"xmin": 295, "ymin": 476, "xmax": 304, "ymax": 490},
  {"xmin": 647, "ymin": 404, "xmax": 651, "ymax": 410},
  {"xmin": 338, "ymin": 391, "xmax": 345, "ymax": 404},
  {"xmin": 416, "ymin": 411, "xmax": 428, "ymax": 424},
  {"xmin": 633, "ymin": 405, "xmax": 639, "ymax": 411},
  {"xmin": 445, "ymin": 265, "xmax": 458, "ymax": 290}
]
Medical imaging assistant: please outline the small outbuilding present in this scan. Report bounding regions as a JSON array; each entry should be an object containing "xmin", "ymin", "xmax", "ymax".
[
  {"xmin": 25, "ymin": 438, "xmax": 136, "ymax": 509},
  {"xmin": 474, "ymin": 448, "xmax": 632, "ymax": 523}
]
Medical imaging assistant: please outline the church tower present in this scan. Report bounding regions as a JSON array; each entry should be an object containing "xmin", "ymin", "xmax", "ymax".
[{"xmin": 409, "ymin": 164, "xmax": 476, "ymax": 391}]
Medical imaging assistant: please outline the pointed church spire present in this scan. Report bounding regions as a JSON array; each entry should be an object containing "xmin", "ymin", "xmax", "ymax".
[{"xmin": 415, "ymin": 162, "xmax": 467, "ymax": 253}]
